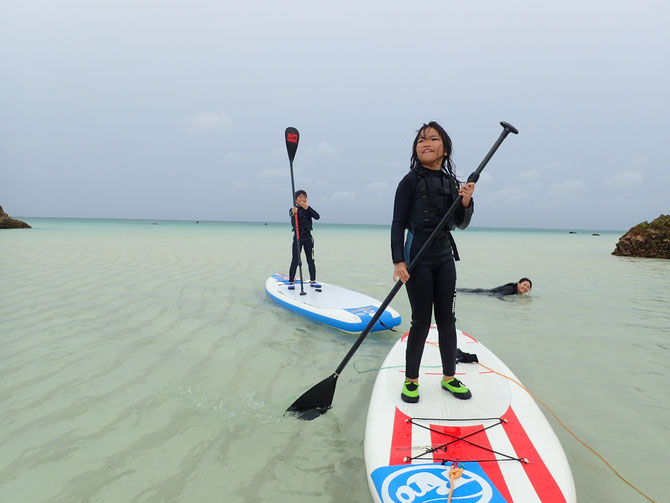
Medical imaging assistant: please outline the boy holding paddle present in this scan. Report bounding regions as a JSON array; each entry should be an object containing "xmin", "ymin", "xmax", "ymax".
[{"xmin": 288, "ymin": 190, "xmax": 320, "ymax": 290}]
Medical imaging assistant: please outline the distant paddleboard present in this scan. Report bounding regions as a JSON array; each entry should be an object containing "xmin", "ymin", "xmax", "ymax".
[
  {"xmin": 265, "ymin": 274, "xmax": 401, "ymax": 333},
  {"xmin": 365, "ymin": 327, "xmax": 576, "ymax": 503}
]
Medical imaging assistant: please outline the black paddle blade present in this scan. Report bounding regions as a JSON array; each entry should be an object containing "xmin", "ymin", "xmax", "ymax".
[
  {"xmin": 285, "ymin": 127, "xmax": 299, "ymax": 162},
  {"xmin": 285, "ymin": 373, "xmax": 337, "ymax": 420}
]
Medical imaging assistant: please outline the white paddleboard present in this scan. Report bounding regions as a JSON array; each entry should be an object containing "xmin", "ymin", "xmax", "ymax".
[
  {"xmin": 265, "ymin": 274, "xmax": 401, "ymax": 333},
  {"xmin": 365, "ymin": 327, "xmax": 576, "ymax": 502}
]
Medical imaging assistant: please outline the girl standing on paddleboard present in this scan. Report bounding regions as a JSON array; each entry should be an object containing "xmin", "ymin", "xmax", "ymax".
[{"xmin": 391, "ymin": 122, "xmax": 475, "ymax": 403}]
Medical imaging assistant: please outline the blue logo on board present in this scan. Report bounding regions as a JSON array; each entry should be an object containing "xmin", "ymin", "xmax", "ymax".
[
  {"xmin": 345, "ymin": 305, "xmax": 378, "ymax": 316},
  {"xmin": 370, "ymin": 463, "xmax": 507, "ymax": 503}
]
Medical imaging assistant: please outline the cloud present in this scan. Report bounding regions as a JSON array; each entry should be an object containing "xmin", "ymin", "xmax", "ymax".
[
  {"xmin": 541, "ymin": 178, "xmax": 590, "ymax": 208},
  {"xmin": 325, "ymin": 190, "xmax": 356, "ymax": 201},
  {"xmin": 476, "ymin": 172, "xmax": 494, "ymax": 185},
  {"xmin": 225, "ymin": 153, "xmax": 246, "ymax": 162},
  {"xmin": 304, "ymin": 142, "xmax": 339, "ymax": 159},
  {"xmin": 628, "ymin": 156, "xmax": 648, "ymax": 169},
  {"xmin": 541, "ymin": 161, "xmax": 563, "ymax": 171},
  {"xmin": 355, "ymin": 181, "xmax": 394, "ymax": 208},
  {"xmin": 267, "ymin": 147, "xmax": 286, "ymax": 160},
  {"xmin": 365, "ymin": 181, "xmax": 390, "ymax": 192},
  {"xmin": 607, "ymin": 170, "xmax": 643, "ymax": 187},
  {"xmin": 550, "ymin": 179, "xmax": 588, "ymax": 193},
  {"xmin": 187, "ymin": 112, "xmax": 232, "ymax": 133},
  {"xmin": 316, "ymin": 142, "xmax": 338, "ymax": 157},
  {"xmin": 515, "ymin": 168, "xmax": 541, "ymax": 181},
  {"xmin": 257, "ymin": 168, "xmax": 285, "ymax": 179},
  {"xmin": 485, "ymin": 187, "xmax": 530, "ymax": 205}
]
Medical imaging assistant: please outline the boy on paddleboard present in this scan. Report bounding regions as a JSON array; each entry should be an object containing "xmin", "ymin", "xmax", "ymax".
[
  {"xmin": 288, "ymin": 190, "xmax": 320, "ymax": 290},
  {"xmin": 391, "ymin": 122, "xmax": 475, "ymax": 403}
]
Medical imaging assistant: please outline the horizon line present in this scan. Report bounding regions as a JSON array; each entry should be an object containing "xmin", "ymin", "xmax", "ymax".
[{"xmin": 16, "ymin": 215, "xmax": 626, "ymax": 233}]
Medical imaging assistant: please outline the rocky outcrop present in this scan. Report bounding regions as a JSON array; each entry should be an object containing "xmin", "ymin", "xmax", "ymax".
[
  {"xmin": 612, "ymin": 215, "xmax": 670, "ymax": 259},
  {"xmin": 0, "ymin": 206, "xmax": 31, "ymax": 229}
]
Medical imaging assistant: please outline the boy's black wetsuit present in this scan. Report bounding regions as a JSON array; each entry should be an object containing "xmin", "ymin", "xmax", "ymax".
[
  {"xmin": 391, "ymin": 167, "xmax": 474, "ymax": 379},
  {"xmin": 460, "ymin": 283, "xmax": 518, "ymax": 299},
  {"xmin": 289, "ymin": 206, "xmax": 320, "ymax": 282}
]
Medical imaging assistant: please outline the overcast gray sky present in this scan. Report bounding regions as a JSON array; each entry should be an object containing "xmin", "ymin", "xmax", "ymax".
[{"xmin": 2, "ymin": 0, "xmax": 668, "ymax": 230}]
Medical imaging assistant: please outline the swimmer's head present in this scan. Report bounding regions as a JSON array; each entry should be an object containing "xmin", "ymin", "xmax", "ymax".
[{"xmin": 517, "ymin": 278, "xmax": 532, "ymax": 294}]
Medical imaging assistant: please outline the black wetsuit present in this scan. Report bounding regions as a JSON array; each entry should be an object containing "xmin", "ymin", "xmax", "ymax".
[
  {"xmin": 391, "ymin": 167, "xmax": 473, "ymax": 379},
  {"xmin": 289, "ymin": 206, "xmax": 320, "ymax": 282},
  {"xmin": 460, "ymin": 283, "xmax": 518, "ymax": 299}
]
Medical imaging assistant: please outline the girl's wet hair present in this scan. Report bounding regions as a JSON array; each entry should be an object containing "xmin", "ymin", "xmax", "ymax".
[
  {"xmin": 410, "ymin": 121, "xmax": 455, "ymax": 176},
  {"xmin": 519, "ymin": 277, "xmax": 532, "ymax": 289}
]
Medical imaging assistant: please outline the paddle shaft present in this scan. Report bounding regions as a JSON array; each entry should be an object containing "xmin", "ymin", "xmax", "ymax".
[
  {"xmin": 290, "ymin": 178, "xmax": 306, "ymax": 294},
  {"xmin": 286, "ymin": 128, "xmax": 306, "ymax": 294},
  {"xmin": 292, "ymin": 197, "xmax": 306, "ymax": 294},
  {"xmin": 333, "ymin": 122, "xmax": 517, "ymax": 377}
]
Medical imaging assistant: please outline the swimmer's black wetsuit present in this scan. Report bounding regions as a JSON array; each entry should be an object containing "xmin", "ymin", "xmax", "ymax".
[
  {"xmin": 460, "ymin": 282, "xmax": 518, "ymax": 299},
  {"xmin": 391, "ymin": 167, "xmax": 474, "ymax": 379},
  {"xmin": 289, "ymin": 206, "xmax": 320, "ymax": 282}
]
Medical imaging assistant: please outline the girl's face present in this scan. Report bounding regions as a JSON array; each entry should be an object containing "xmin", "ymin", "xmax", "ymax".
[
  {"xmin": 416, "ymin": 127, "xmax": 447, "ymax": 170},
  {"xmin": 295, "ymin": 194, "xmax": 307, "ymax": 206},
  {"xmin": 518, "ymin": 280, "xmax": 532, "ymax": 294}
]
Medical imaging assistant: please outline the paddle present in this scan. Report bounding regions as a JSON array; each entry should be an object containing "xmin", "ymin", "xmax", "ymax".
[
  {"xmin": 286, "ymin": 121, "xmax": 519, "ymax": 420},
  {"xmin": 285, "ymin": 127, "xmax": 306, "ymax": 295}
]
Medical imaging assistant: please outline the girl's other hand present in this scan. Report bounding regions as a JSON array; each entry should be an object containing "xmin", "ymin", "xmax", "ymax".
[{"xmin": 394, "ymin": 262, "xmax": 410, "ymax": 283}]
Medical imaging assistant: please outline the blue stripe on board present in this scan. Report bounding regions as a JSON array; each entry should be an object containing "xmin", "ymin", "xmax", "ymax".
[
  {"xmin": 271, "ymin": 273, "xmax": 292, "ymax": 284},
  {"xmin": 266, "ymin": 288, "xmax": 400, "ymax": 333}
]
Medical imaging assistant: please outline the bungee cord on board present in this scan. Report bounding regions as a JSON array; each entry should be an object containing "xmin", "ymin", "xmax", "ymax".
[{"xmin": 402, "ymin": 416, "xmax": 524, "ymax": 465}]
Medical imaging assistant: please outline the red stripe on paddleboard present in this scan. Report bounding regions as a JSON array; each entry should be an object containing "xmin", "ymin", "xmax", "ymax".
[
  {"xmin": 502, "ymin": 406, "xmax": 566, "ymax": 502},
  {"xmin": 429, "ymin": 423, "xmax": 513, "ymax": 502},
  {"xmin": 389, "ymin": 407, "xmax": 412, "ymax": 465},
  {"xmin": 460, "ymin": 331, "xmax": 478, "ymax": 343}
]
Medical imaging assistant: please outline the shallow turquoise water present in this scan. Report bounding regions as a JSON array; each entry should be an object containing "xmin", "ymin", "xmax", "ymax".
[{"xmin": 1, "ymin": 219, "xmax": 668, "ymax": 502}]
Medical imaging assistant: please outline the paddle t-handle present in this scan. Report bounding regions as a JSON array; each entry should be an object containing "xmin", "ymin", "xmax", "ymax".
[
  {"xmin": 467, "ymin": 121, "xmax": 518, "ymax": 184},
  {"xmin": 286, "ymin": 121, "xmax": 519, "ymax": 420}
]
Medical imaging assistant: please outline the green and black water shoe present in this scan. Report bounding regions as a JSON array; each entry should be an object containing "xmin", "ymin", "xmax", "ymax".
[
  {"xmin": 401, "ymin": 381, "xmax": 419, "ymax": 403},
  {"xmin": 442, "ymin": 378, "xmax": 472, "ymax": 400}
]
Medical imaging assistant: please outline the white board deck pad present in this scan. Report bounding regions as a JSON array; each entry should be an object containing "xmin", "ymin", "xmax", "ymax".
[{"xmin": 265, "ymin": 274, "xmax": 401, "ymax": 333}]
